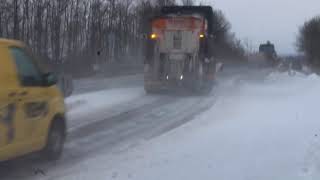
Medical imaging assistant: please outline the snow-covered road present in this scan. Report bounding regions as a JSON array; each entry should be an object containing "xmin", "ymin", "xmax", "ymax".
[
  {"xmin": 2, "ymin": 68, "xmax": 320, "ymax": 180},
  {"xmin": 1, "ymin": 72, "xmax": 218, "ymax": 179},
  {"xmin": 72, "ymin": 74, "xmax": 143, "ymax": 94},
  {"xmin": 61, "ymin": 71, "xmax": 320, "ymax": 180}
]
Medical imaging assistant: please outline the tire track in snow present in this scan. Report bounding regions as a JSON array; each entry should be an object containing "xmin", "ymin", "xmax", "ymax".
[{"xmin": 1, "ymin": 92, "xmax": 218, "ymax": 180}]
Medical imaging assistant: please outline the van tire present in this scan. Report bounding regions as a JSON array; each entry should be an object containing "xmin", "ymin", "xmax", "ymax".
[{"xmin": 42, "ymin": 119, "xmax": 66, "ymax": 161}]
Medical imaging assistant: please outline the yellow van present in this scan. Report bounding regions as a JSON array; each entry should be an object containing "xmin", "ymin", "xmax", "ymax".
[{"xmin": 0, "ymin": 39, "xmax": 66, "ymax": 161}]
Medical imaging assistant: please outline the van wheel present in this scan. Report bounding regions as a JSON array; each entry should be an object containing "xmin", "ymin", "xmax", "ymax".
[{"xmin": 43, "ymin": 120, "xmax": 66, "ymax": 161}]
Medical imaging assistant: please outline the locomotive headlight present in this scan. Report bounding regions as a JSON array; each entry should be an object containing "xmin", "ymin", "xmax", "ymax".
[
  {"xmin": 180, "ymin": 75, "xmax": 184, "ymax": 80},
  {"xmin": 199, "ymin": 34, "xmax": 205, "ymax": 39}
]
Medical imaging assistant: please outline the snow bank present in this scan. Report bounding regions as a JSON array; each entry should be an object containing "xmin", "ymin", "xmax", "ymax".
[
  {"xmin": 267, "ymin": 71, "xmax": 307, "ymax": 81},
  {"xmin": 266, "ymin": 71, "xmax": 320, "ymax": 84},
  {"xmin": 44, "ymin": 73, "xmax": 320, "ymax": 180}
]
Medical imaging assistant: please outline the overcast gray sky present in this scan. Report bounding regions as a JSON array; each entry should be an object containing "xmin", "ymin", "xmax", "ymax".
[{"xmin": 194, "ymin": 0, "xmax": 320, "ymax": 55}]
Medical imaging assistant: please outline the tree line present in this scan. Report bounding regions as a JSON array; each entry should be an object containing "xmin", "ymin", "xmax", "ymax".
[
  {"xmin": 0, "ymin": 0, "xmax": 245, "ymax": 76},
  {"xmin": 297, "ymin": 16, "xmax": 320, "ymax": 70}
]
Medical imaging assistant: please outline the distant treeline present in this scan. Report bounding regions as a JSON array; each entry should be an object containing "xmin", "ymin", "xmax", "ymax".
[{"xmin": 0, "ymin": 0, "xmax": 245, "ymax": 75}]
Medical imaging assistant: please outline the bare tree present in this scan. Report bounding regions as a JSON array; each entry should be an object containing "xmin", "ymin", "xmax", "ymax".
[
  {"xmin": 181, "ymin": 0, "xmax": 194, "ymax": 5},
  {"xmin": 154, "ymin": 0, "xmax": 176, "ymax": 7},
  {"xmin": 297, "ymin": 16, "xmax": 320, "ymax": 68},
  {"xmin": 12, "ymin": 0, "xmax": 20, "ymax": 39}
]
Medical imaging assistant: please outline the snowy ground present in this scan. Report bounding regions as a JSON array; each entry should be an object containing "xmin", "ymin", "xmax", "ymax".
[
  {"xmin": 62, "ymin": 72, "xmax": 320, "ymax": 180},
  {"xmin": 72, "ymin": 74, "xmax": 143, "ymax": 94},
  {"xmin": 66, "ymin": 87, "xmax": 145, "ymax": 131},
  {"xmin": 3, "ymin": 69, "xmax": 320, "ymax": 180}
]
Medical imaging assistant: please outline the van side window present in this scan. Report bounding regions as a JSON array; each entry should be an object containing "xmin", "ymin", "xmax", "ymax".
[{"xmin": 10, "ymin": 47, "xmax": 43, "ymax": 87}]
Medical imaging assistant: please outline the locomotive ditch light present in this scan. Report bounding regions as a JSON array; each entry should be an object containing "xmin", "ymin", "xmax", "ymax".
[{"xmin": 199, "ymin": 34, "xmax": 205, "ymax": 39}]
